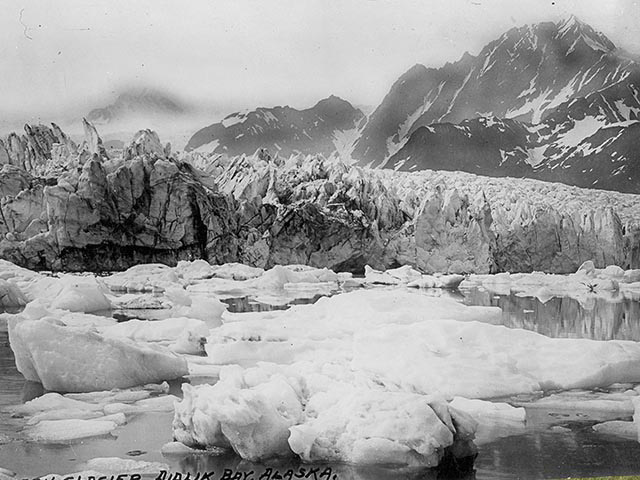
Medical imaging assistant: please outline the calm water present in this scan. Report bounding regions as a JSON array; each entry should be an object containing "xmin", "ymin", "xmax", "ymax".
[{"xmin": 2, "ymin": 287, "xmax": 640, "ymax": 479}]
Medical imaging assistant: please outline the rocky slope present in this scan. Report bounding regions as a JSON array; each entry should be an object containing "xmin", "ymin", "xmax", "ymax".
[
  {"xmin": 1, "ymin": 122, "xmax": 639, "ymax": 273},
  {"xmin": 346, "ymin": 16, "xmax": 640, "ymax": 193},
  {"xmin": 184, "ymin": 95, "xmax": 364, "ymax": 158}
]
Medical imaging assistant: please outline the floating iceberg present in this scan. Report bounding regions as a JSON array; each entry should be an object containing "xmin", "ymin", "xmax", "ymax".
[
  {"xmin": 289, "ymin": 389, "xmax": 469, "ymax": 467},
  {"xmin": 353, "ymin": 319, "xmax": 640, "ymax": 398},
  {"xmin": 9, "ymin": 318, "xmax": 188, "ymax": 392},
  {"xmin": 173, "ymin": 376, "xmax": 303, "ymax": 461},
  {"xmin": 0, "ymin": 279, "xmax": 27, "ymax": 308},
  {"xmin": 104, "ymin": 264, "xmax": 180, "ymax": 292},
  {"xmin": 462, "ymin": 261, "xmax": 640, "ymax": 304},
  {"xmin": 173, "ymin": 364, "xmax": 476, "ymax": 466},
  {"xmin": 592, "ymin": 420, "xmax": 638, "ymax": 440},
  {"xmin": 25, "ymin": 416, "xmax": 123, "ymax": 442},
  {"xmin": 49, "ymin": 275, "xmax": 112, "ymax": 313},
  {"xmin": 364, "ymin": 265, "xmax": 465, "ymax": 289}
]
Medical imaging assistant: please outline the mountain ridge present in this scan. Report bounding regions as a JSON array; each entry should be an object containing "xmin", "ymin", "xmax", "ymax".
[{"xmin": 184, "ymin": 95, "xmax": 364, "ymax": 157}]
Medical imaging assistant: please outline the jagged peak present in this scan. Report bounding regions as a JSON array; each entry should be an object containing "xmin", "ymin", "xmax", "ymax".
[
  {"xmin": 124, "ymin": 129, "xmax": 169, "ymax": 160},
  {"xmin": 312, "ymin": 94, "xmax": 356, "ymax": 110},
  {"xmin": 554, "ymin": 14, "xmax": 616, "ymax": 52},
  {"xmin": 557, "ymin": 14, "xmax": 582, "ymax": 34}
]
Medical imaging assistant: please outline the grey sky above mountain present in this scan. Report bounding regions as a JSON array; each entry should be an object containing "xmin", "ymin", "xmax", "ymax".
[{"xmin": 2, "ymin": 0, "xmax": 639, "ymax": 121}]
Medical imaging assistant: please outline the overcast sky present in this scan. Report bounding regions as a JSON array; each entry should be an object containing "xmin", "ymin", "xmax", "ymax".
[{"xmin": 2, "ymin": 0, "xmax": 640, "ymax": 120}]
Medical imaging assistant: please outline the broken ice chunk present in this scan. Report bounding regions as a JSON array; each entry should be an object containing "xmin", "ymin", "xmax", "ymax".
[{"xmin": 9, "ymin": 318, "xmax": 188, "ymax": 392}]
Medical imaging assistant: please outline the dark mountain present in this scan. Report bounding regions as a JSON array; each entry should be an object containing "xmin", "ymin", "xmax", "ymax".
[
  {"xmin": 87, "ymin": 88, "xmax": 188, "ymax": 124},
  {"xmin": 387, "ymin": 70, "xmax": 640, "ymax": 192},
  {"xmin": 184, "ymin": 95, "xmax": 364, "ymax": 157},
  {"xmin": 354, "ymin": 16, "xmax": 639, "ymax": 172}
]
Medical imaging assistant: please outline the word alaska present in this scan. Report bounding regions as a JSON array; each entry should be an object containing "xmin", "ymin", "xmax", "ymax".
[{"xmin": 156, "ymin": 468, "xmax": 337, "ymax": 480}]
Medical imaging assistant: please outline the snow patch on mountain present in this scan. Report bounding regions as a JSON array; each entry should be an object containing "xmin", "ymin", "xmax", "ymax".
[
  {"xmin": 332, "ymin": 127, "xmax": 359, "ymax": 161},
  {"xmin": 221, "ymin": 112, "xmax": 248, "ymax": 128},
  {"xmin": 555, "ymin": 116, "xmax": 607, "ymax": 148}
]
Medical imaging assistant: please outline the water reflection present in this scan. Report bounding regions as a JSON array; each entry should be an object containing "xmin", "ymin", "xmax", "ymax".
[
  {"xmin": 463, "ymin": 288, "xmax": 640, "ymax": 340},
  {"xmin": 221, "ymin": 294, "xmax": 327, "ymax": 313},
  {"xmin": 475, "ymin": 424, "xmax": 640, "ymax": 480}
]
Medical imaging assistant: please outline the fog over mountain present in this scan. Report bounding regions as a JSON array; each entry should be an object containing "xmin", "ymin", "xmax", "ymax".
[{"xmin": 2, "ymin": 0, "xmax": 639, "ymax": 124}]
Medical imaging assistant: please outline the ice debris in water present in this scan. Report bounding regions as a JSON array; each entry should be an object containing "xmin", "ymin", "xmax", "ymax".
[
  {"xmin": 173, "ymin": 286, "xmax": 640, "ymax": 464},
  {"xmin": 592, "ymin": 420, "xmax": 638, "ymax": 440},
  {"xmin": 8, "ymin": 317, "xmax": 188, "ymax": 392},
  {"xmin": 10, "ymin": 384, "xmax": 173, "ymax": 443},
  {"xmin": 364, "ymin": 264, "xmax": 465, "ymax": 289},
  {"xmin": 173, "ymin": 364, "xmax": 477, "ymax": 466},
  {"xmin": 0, "ymin": 279, "xmax": 27, "ymax": 308},
  {"xmin": 25, "ymin": 416, "xmax": 125, "ymax": 442},
  {"xmin": 462, "ymin": 260, "xmax": 640, "ymax": 304}
]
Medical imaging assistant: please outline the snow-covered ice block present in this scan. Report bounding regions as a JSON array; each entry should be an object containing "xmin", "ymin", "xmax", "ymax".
[
  {"xmin": 49, "ymin": 275, "xmax": 112, "ymax": 313},
  {"xmin": 103, "ymin": 395, "xmax": 179, "ymax": 414},
  {"xmin": 103, "ymin": 264, "xmax": 180, "ymax": 292},
  {"xmin": 592, "ymin": 420, "xmax": 637, "ymax": 440},
  {"xmin": 353, "ymin": 320, "xmax": 640, "ymax": 399},
  {"xmin": 449, "ymin": 397, "xmax": 526, "ymax": 422},
  {"xmin": 408, "ymin": 274, "xmax": 466, "ymax": 289},
  {"xmin": 175, "ymin": 260, "xmax": 215, "ymax": 282},
  {"xmin": 363, "ymin": 265, "xmax": 406, "ymax": 285},
  {"xmin": 170, "ymin": 296, "xmax": 226, "ymax": 327},
  {"xmin": 289, "ymin": 389, "xmax": 460, "ymax": 467},
  {"xmin": 109, "ymin": 293, "xmax": 170, "ymax": 310},
  {"xmin": 9, "ymin": 318, "xmax": 188, "ymax": 392},
  {"xmin": 448, "ymin": 397, "xmax": 526, "ymax": 445},
  {"xmin": 249, "ymin": 265, "xmax": 340, "ymax": 290},
  {"xmin": 25, "ymin": 418, "xmax": 119, "ymax": 442},
  {"xmin": 12, "ymin": 392, "xmax": 103, "ymax": 416},
  {"xmin": 100, "ymin": 317, "xmax": 209, "ymax": 343},
  {"xmin": 55, "ymin": 311, "xmax": 117, "ymax": 328},
  {"xmin": 207, "ymin": 290, "xmax": 501, "ymax": 366},
  {"xmin": 0, "ymin": 279, "xmax": 27, "ymax": 308},
  {"xmin": 520, "ymin": 391, "xmax": 635, "ymax": 415},
  {"xmin": 173, "ymin": 376, "xmax": 303, "ymax": 461},
  {"xmin": 26, "ymin": 408, "xmax": 104, "ymax": 425},
  {"xmin": 210, "ymin": 263, "xmax": 265, "ymax": 281}
]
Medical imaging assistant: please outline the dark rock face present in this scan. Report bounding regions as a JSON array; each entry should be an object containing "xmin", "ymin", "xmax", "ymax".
[
  {"xmin": 184, "ymin": 95, "xmax": 364, "ymax": 158},
  {"xmin": 351, "ymin": 16, "xmax": 640, "ymax": 193},
  {"xmin": 1, "ymin": 122, "xmax": 639, "ymax": 273}
]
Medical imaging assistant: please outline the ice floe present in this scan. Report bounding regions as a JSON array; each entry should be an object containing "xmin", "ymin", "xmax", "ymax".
[
  {"xmin": 9, "ymin": 384, "xmax": 176, "ymax": 449},
  {"xmin": 0, "ymin": 279, "xmax": 27, "ymax": 308},
  {"xmin": 9, "ymin": 318, "xmax": 188, "ymax": 391},
  {"xmin": 462, "ymin": 261, "xmax": 640, "ymax": 305},
  {"xmin": 592, "ymin": 420, "xmax": 637, "ymax": 440},
  {"xmin": 173, "ymin": 364, "xmax": 477, "ymax": 466},
  {"xmin": 25, "ymin": 417, "xmax": 122, "ymax": 442},
  {"xmin": 364, "ymin": 265, "xmax": 465, "ymax": 289}
]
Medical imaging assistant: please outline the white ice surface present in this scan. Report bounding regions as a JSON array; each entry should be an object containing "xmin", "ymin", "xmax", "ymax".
[
  {"xmin": 174, "ymin": 364, "xmax": 477, "ymax": 465},
  {"xmin": 9, "ymin": 317, "xmax": 188, "ymax": 392},
  {"xmin": 592, "ymin": 420, "xmax": 638, "ymax": 440},
  {"xmin": 25, "ymin": 418, "xmax": 119, "ymax": 442},
  {"xmin": 462, "ymin": 262, "xmax": 639, "ymax": 305}
]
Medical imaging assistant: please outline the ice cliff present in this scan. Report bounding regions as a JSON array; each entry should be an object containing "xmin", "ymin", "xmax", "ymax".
[{"xmin": 1, "ymin": 122, "xmax": 639, "ymax": 273}]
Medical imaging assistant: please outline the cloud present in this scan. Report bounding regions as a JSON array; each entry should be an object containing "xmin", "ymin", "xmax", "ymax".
[{"xmin": 1, "ymin": 0, "xmax": 638, "ymax": 121}]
